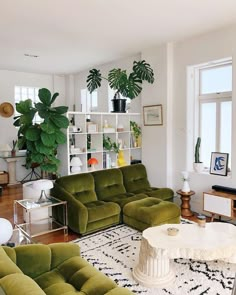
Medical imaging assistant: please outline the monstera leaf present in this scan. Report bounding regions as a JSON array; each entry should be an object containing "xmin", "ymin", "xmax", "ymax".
[
  {"xmin": 86, "ymin": 59, "xmax": 155, "ymax": 100},
  {"xmin": 133, "ymin": 60, "xmax": 154, "ymax": 83},
  {"xmin": 87, "ymin": 69, "xmax": 102, "ymax": 93}
]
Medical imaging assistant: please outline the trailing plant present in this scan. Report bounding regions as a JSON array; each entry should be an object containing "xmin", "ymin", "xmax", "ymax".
[
  {"xmin": 13, "ymin": 88, "xmax": 69, "ymax": 173},
  {"xmin": 87, "ymin": 60, "xmax": 155, "ymax": 100},
  {"xmin": 194, "ymin": 137, "xmax": 202, "ymax": 163},
  {"xmin": 130, "ymin": 121, "xmax": 141, "ymax": 139},
  {"xmin": 103, "ymin": 135, "xmax": 120, "ymax": 153}
]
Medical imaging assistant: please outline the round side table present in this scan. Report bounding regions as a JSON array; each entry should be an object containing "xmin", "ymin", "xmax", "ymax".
[{"xmin": 176, "ymin": 189, "xmax": 195, "ymax": 217}]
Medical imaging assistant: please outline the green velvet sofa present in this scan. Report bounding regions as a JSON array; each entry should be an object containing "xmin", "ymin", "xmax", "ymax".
[
  {"xmin": 51, "ymin": 164, "xmax": 175, "ymax": 234},
  {"xmin": 0, "ymin": 243, "xmax": 134, "ymax": 295}
]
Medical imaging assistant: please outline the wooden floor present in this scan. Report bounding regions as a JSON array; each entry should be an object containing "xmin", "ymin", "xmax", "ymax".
[{"xmin": 0, "ymin": 184, "xmax": 204, "ymax": 245}]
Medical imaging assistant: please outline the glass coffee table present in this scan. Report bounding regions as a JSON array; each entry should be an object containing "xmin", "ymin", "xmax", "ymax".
[{"xmin": 14, "ymin": 196, "xmax": 68, "ymax": 243}]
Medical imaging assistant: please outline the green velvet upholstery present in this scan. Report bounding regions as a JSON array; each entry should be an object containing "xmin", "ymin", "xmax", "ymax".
[
  {"xmin": 92, "ymin": 169, "xmax": 146, "ymax": 209},
  {"xmin": 52, "ymin": 164, "xmax": 179, "ymax": 234},
  {"xmin": 120, "ymin": 164, "xmax": 174, "ymax": 201},
  {"xmin": 123, "ymin": 197, "xmax": 181, "ymax": 231},
  {"xmin": 0, "ymin": 243, "xmax": 134, "ymax": 295},
  {"xmin": 52, "ymin": 173, "xmax": 121, "ymax": 235}
]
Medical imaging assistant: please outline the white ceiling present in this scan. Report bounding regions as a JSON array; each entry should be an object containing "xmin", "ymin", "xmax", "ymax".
[{"xmin": 1, "ymin": 0, "xmax": 236, "ymax": 75}]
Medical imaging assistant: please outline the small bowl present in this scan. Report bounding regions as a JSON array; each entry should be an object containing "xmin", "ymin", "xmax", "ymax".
[{"xmin": 167, "ymin": 227, "xmax": 179, "ymax": 236}]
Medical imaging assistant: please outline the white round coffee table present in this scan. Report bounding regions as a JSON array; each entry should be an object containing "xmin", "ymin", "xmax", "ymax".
[{"xmin": 133, "ymin": 222, "xmax": 236, "ymax": 288}]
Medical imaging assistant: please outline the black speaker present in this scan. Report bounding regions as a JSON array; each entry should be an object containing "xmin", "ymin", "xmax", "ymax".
[{"xmin": 212, "ymin": 185, "xmax": 236, "ymax": 194}]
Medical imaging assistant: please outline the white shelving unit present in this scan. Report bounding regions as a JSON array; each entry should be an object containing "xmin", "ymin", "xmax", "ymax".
[{"xmin": 62, "ymin": 112, "xmax": 142, "ymax": 175}]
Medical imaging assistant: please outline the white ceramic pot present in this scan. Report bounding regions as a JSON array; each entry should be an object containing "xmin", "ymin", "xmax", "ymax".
[{"xmin": 193, "ymin": 162, "xmax": 204, "ymax": 173}]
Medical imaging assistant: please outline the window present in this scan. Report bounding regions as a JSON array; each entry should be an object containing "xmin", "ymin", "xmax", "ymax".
[
  {"xmin": 196, "ymin": 62, "xmax": 232, "ymax": 169},
  {"xmin": 81, "ymin": 89, "xmax": 98, "ymax": 113},
  {"xmin": 14, "ymin": 86, "xmax": 41, "ymax": 123}
]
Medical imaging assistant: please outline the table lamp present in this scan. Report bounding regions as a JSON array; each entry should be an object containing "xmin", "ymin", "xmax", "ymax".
[
  {"xmin": 70, "ymin": 156, "xmax": 83, "ymax": 173},
  {"xmin": 32, "ymin": 179, "xmax": 54, "ymax": 203},
  {"xmin": 0, "ymin": 218, "xmax": 13, "ymax": 244},
  {"xmin": 88, "ymin": 157, "xmax": 98, "ymax": 171}
]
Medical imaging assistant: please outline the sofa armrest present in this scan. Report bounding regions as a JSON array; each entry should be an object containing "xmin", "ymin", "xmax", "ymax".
[
  {"xmin": 51, "ymin": 183, "xmax": 88, "ymax": 233},
  {"xmin": 0, "ymin": 273, "xmax": 46, "ymax": 295}
]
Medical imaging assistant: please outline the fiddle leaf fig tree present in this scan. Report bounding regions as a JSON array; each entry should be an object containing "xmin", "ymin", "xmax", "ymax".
[
  {"xmin": 13, "ymin": 88, "xmax": 69, "ymax": 173},
  {"xmin": 87, "ymin": 60, "xmax": 155, "ymax": 99}
]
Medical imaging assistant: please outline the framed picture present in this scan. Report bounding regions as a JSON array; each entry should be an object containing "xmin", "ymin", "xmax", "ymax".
[
  {"xmin": 210, "ymin": 152, "xmax": 229, "ymax": 176},
  {"xmin": 143, "ymin": 105, "xmax": 163, "ymax": 126}
]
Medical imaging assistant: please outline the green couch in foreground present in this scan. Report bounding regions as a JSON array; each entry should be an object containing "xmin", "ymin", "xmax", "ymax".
[
  {"xmin": 0, "ymin": 243, "xmax": 134, "ymax": 295},
  {"xmin": 52, "ymin": 164, "xmax": 177, "ymax": 234}
]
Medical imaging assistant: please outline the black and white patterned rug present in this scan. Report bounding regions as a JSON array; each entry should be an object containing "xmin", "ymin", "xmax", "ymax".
[{"xmin": 73, "ymin": 220, "xmax": 236, "ymax": 295}]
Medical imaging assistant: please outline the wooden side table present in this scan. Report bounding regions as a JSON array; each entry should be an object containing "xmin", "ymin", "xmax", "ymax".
[{"xmin": 176, "ymin": 189, "xmax": 195, "ymax": 217}]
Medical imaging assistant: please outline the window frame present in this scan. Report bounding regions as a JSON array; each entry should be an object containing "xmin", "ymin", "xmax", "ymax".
[
  {"xmin": 14, "ymin": 85, "xmax": 41, "ymax": 124},
  {"xmin": 196, "ymin": 62, "xmax": 232, "ymax": 169}
]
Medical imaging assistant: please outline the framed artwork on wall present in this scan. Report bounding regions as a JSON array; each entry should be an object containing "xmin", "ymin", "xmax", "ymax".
[
  {"xmin": 210, "ymin": 152, "xmax": 229, "ymax": 176},
  {"xmin": 143, "ymin": 104, "xmax": 163, "ymax": 126}
]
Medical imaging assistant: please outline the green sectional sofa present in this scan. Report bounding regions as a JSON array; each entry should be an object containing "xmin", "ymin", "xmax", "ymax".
[
  {"xmin": 52, "ymin": 164, "xmax": 179, "ymax": 234},
  {"xmin": 0, "ymin": 243, "xmax": 134, "ymax": 295}
]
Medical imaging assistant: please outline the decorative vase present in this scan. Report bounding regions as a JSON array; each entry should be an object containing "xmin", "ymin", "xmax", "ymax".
[
  {"xmin": 117, "ymin": 151, "xmax": 127, "ymax": 167},
  {"xmin": 193, "ymin": 162, "xmax": 204, "ymax": 173},
  {"xmin": 181, "ymin": 171, "xmax": 190, "ymax": 193}
]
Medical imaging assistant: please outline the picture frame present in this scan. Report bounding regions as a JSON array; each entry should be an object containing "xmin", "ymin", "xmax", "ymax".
[
  {"xmin": 143, "ymin": 104, "xmax": 163, "ymax": 126},
  {"xmin": 210, "ymin": 152, "xmax": 229, "ymax": 176}
]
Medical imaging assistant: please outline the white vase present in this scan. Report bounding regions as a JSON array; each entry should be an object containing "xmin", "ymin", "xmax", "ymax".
[
  {"xmin": 181, "ymin": 171, "xmax": 190, "ymax": 193},
  {"xmin": 193, "ymin": 162, "xmax": 204, "ymax": 173}
]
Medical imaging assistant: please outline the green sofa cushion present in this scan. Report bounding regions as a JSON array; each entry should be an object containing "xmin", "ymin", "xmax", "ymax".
[
  {"xmin": 0, "ymin": 273, "xmax": 45, "ymax": 295},
  {"xmin": 55, "ymin": 173, "xmax": 97, "ymax": 204},
  {"xmin": 120, "ymin": 164, "xmax": 174, "ymax": 201},
  {"xmin": 0, "ymin": 248, "xmax": 22, "ymax": 278},
  {"xmin": 15, "ymin": 244, "xmax": 51, "ymax": 279},
  {"xmin": 92, "ymin": 169, "xmax": 126, "ymax": 201},
  {"xmin": 106, "ymin": 193, "xmax": 148, "ymax": 209},
  {"xmin": 85, "ymin": 201, "xmax": 121, "ymax": 222},
  {"xmin": 49, "ymin": 243, "xmax": 80, "ymax": 269},
  {"xmin": 123, "ymin": 197, "xmax": 181, "ymax": 231},
  {"xmin": 120, "ymin": 164, "xmax": 150, "ymax": 193}
]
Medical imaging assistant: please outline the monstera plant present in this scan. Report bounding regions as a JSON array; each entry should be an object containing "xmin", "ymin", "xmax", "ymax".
[
  {"xmin": 87, "ymin": 60, "xmax": 155, "ymax": 112},
  {"xmin": 14, "ymin": 88, "xmax": 69, "ymax": 174}
]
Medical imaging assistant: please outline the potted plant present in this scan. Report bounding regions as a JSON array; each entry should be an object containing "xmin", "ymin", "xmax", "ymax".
[
  {"xmin": 13, "ymin": 88, "xmax": 69, "ymax": 176},
  {"xmin": 130, "ymin": 121, "xmax": 141, "ymax": 147},
  {"xmin": 193, "ymin": 137, "xmax": 204, "ymax": 173},
  {"xmin": 103, "ymin": 135, "xmax": 120, "ymax": 153},
  {"xmin": 86, "ymin": 60, "xmax": 155, "ymax": 112},
  {"xmin": 11, "ymin": 140, "xmax": 18, "ymax": 156}
]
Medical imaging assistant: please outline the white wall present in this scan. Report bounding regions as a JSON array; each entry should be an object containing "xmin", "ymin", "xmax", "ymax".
[
  {"xmin": 141, "ymin": 44, "xmax": 173, "ymax": 188},
  {"xmin": 172, "ymin": 25, "xmax": 236, "ymax": 213},
  {"xmin": 0, "ymin": 70, "xmax": 65, "ymax": 181}
]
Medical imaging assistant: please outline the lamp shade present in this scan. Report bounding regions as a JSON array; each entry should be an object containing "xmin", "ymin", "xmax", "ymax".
[
  {"xmin": 70, "ymin": 157, "xmax": 82, "ymax": 167},
  {"xmin": 88, "ymin": 157, "xmax": 98, "ymax": 165},
  {"xmin": 0, "ymin": 218, "xmax": 13, "ymax": 244},
  {"xmin": 32, "ymin": 179, "xmax": 54, "ymax": 191}
]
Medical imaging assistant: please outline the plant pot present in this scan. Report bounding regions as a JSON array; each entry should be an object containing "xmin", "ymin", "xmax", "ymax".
[
  {"xmin": 193, "ymin": 162, "xmax": 204, "ymax": 173},
  {"xmin": 111, "ymin": 98, "xmax": 126, "ymax": 113}
]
